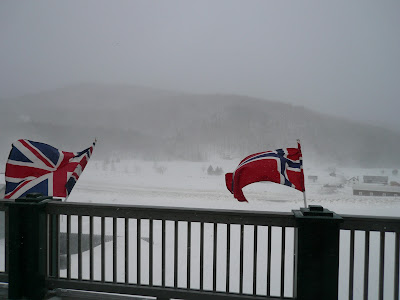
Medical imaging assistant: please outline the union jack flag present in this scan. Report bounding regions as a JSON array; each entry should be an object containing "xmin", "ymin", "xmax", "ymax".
[
  {"xmin": 4, "ymin": 139, "xmax": 95, "ymax": 199},
  {"xmin": 225, "ymin": 141, "xmax": 305, "ymax": 202}
]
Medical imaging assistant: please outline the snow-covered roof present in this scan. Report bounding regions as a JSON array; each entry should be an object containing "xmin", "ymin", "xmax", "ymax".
[
  {"xmin": 347, "ymin": 177, "xmax": 359, "ymax": 181},
  {"xmin": 353, "ymin": 184, "xmax": 400, "ymax": 193}
]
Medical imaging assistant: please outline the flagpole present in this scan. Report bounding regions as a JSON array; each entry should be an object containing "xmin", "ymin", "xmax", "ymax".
[{"xmin": 297, "ymin": 139, "xmax": 308, "ymax": 208}]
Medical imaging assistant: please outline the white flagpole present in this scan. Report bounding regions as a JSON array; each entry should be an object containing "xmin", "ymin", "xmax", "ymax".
[{"xmin": 297, "ymin": 139, "xmax": 308, "ymax": 208}]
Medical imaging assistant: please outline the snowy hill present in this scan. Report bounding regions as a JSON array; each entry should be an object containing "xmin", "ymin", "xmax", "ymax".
[{"xmin": 1, "ymin": 83, "xmax": 400, "ymax": 168}]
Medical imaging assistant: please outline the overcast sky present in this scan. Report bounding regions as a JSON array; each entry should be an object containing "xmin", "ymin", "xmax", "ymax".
[{"xmin": 1, "ymin": 1, "xmax": 399, "ymax": 129}]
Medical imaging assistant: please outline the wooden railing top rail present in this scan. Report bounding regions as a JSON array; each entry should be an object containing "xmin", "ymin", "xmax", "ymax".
[
  {"xmin": 45, "ymin": 201, "xmax": 296, "ymax": 226},
  {"xmin": 3, "ymin": 198, "xmax": 400, "ymax": 231},
  {"xmin": 0, "ymin": 200, "xmax": 12, "ymax": 211},
  {"xmin": 340, "ymin": 214, "xmax": 400, "ymax": 232}
]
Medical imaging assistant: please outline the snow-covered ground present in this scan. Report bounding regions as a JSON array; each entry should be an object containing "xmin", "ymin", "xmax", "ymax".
[
  {"xmin": 70, "ymin": 159, "xmax": 400, "ymax": 217},
  {"xmin": 1, "ymin": 158, "xmax": 400, "ymax": 299}
]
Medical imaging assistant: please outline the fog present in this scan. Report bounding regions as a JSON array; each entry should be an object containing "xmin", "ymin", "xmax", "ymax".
[
  {"xmin": 1, "ymin": 1, "xmax": 400, "ymax": 167},
  {"xmin": 1, "ymin": 1, "xmax": 399, "ymax": 128}
]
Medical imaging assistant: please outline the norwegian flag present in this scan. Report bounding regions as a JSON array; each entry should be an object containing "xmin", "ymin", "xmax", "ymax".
[
  {"xmin": 4, "ymin": 139, "xmax": 95, "ymax": 199},
  {"xmin": 225, "ymin": 141, "xmax": 305, "ymax": 202}
]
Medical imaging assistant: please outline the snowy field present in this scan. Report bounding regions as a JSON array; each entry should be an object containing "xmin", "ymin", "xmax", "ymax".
[
  {"xmin": 1, "ymin": 158, "xmax": 400, "ymax": 299},
  {"xmin": 70, "ymin": 159, "xmax": 400, "ymax": 217}
]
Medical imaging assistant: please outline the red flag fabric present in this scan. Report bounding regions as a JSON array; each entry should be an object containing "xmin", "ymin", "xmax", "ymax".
[{"xmin": 225, "ymin": 142, "xmax": 304, "ymax": 202}]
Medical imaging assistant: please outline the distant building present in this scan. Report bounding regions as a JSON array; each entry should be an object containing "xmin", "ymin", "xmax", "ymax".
[
  {"xmin": 308, "ymin": 175, "xmax": 318, "ymax": 182},
  {"xmin": 363, "ymin": 175, "xmax": 388, "ymax": 185},
  {"xmin": 353, "ymin": 184, "xmax": 400, "ymax": 196},
  {"xmin": 347, "ymin": 176, "xmax": 359, "ymax": 185}
]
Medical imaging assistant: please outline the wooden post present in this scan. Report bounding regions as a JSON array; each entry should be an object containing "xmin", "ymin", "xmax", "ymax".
[
  {"xmin": 293, "ymin": 205, "xmax": 343, "ymax": 300},
  {"xmin": 7, "ymin": 193, "xmax": 52, "ymax": 300}
]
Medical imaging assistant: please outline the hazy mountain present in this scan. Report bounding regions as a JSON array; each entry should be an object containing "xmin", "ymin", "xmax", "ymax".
[{"xmin": 1, "ymin": 83, "xmax": 399, "ymax": 168}]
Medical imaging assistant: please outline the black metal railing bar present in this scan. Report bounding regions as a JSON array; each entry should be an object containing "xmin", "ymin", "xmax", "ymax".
[
  {"xmin": 395, "ymin": 232, "xmax": 399, "ymax": 300},
  {"xmin": 90, "ymin": 216, "xmax": 94, "ymax": 281},
  {"xmin": 379, "ymin": 231, "xmax": 385, "ymax": 300},
  {"xmin": 0, "ymin": 201, "xmax": 10, "ymax": 282},
  {"xmin": 267, "ymin": 225, "xmax": 272, "ymax": 297},
  {"xmin": 348, "ymin": 229, "xmax": 355, "ymax": 300},
  {"xmin": 78, "ymin": 215, "xmax": 82, "ymax": 281},
  {"xmin": 124, "ymin": 217, "xmax": 129, "ymax": 284},
  {"xmin": 281, "ymin": 226, "xmax": 286, "ymax": 297},
  {"xmin": 252, "ymin": 225, "xmax": 257, "ymax": 296},
  {"xmin": 364, "ymin": 230, "xmax": 370, "ymax": 300}
]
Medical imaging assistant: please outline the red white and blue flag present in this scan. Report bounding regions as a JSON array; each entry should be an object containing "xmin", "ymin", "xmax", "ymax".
[
  {"xmin": 225, "ymin": 141, "xmax": 305, "ymax": 202},
  {"xmin": 4, "ymin": 139, "xmax": 95, "ymax": 199}
]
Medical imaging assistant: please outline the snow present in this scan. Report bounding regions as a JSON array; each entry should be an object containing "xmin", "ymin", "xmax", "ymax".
[
  {"xmin": 1, "ymin": 158, "xmax": 400, "ymax": 299},
  {"xmin": 69, "ymin": 159, "xmax": 400, "ymax": 217}
]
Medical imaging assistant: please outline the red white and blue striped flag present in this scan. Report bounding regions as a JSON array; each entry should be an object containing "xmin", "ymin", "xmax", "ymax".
[
  {"xmin": 225, "ymin": 141, "xmax": 305, "ymax": 202},
  {"xmin": 4, "ymin": 139, "xmax": 95, "ymax": 199}
]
